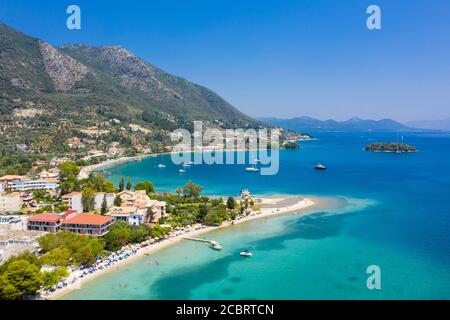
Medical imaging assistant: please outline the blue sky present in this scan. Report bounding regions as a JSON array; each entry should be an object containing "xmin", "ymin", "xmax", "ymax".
[{"xmin": 0, "ymin": 0, "xmax": 449, "ymax": 122}]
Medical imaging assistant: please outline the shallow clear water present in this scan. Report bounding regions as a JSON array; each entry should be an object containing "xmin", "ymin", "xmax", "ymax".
[{"xmin": 64, "ymin": 132, "xmax": 450, "ymax": 299}]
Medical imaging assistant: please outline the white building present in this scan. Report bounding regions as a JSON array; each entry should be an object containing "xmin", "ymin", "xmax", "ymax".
[
  {"xmin": 62, "ymin": 192, "xmax": 83, "ymax": 213},
  {"xmin": 108, "ymin": 206, "xmax": 148, "ymax": 226},
  {"xmin": 0, "ymin": 192, "xmax": 23, "ymax": 213},
  {"xmin": 107, "ymin": 190, "xmax": 166, "ymax": 225},
  {"xmin": 94, "ymin": 193, "xmax": 115, "ymax": 210},
  {"xmin": 0, "ymin": 230, "xmax": 45, "ymax": 262},
  {"xmin": 10, "ymin": 178, "xmax": 59, "ymax": 192}
]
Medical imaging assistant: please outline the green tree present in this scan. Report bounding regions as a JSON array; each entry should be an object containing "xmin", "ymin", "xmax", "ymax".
[
  {"xmin": 81, "ymin": 174, "xmax": 117, "ymax": 193},
  {"xmin": 38, "ymin": 232, "xmax": 105, "ymax": 267},
  {"xmin": 0, "ymin": 252, "xmax": 41, "ymax": 274},
  {"xmin": 226, "ymin": 197, "xmax": 236, "ymax": 210},
  {"xmin": 59, "ymin": 162, "xmax": 81, "ymax": 195},
  {"xmin": 101, "ymin": 195, "xmax": 108, "ymax": 215},
  {"xmin": 134, "ymin": 181, "xmax": 155, "ymax": 194},
  {"xmin": 82, "ymin": 187, "xmax": 96, "ymax": 212},
  {"xmin": 197, "ymin": 203, "xmax": 208, "ymax": 223},
  {"xmin": 113, "ymin": 195, "xmax": 122, "ymax": 207},
  {"xmin": 59, "ymin": 162, "xmax": 81, "ymax": 177},
  {"xmin": 204, "ymin": 212, "xmax": 222, "ymax": 225},
  {"xmin": 129, "ymin": 225, "xmax": 150, "ymax": 243},
  {"xmin": 126, "ymin": 177, "xmax": 132, "ymax": 191},
  {"xmin": 118, "ymin": 177, "xmax": 125, "ymax": 192},
  {"xmin": 40, "ymin": 248, "xmax": 71, "ymax": 267},
  {"xmin": 182, "ymin": 180, "xmax": 203, "ymax": 200},
  {"xmin": 103, "ymin": 222, "xmax": 132, "ymax": 251},
  {"xmin": 211, "ymin": 197, "xmax": 223, "ymax": 207},
  {"xmin": 42, "ymin": 267, "xmax": 69, "ymax": 290},
  {"xmin": 0, "ymin": 260, "xmax": 43, "ymax": 300},
  {"xmin": 149, "ymin": 225, "xmax": 171, "ymax": 238}
]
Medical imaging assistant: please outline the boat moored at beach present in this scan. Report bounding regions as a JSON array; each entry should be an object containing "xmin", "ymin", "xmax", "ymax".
[{"xmin": 210, "ymin": 241, "xmax": 223, "ymax": 250}]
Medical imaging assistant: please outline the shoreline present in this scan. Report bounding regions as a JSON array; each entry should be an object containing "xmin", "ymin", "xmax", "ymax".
[
  {"xmin": 78, "ymin": 145, "xmax": 300, "ymax": 179},
  {"xmin": 46, "ymin": 195, "xmax": 318, "ymax": 300}
]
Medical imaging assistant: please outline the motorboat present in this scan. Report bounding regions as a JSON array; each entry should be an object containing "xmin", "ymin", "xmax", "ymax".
[
  {"xmin": 315, "ymin": 163, "xmax": 327, "ymax": 170},
  {"xmin": 240, "ymin": 250, "xmax": 253, "ymax": 257},
  {"xmin": 245, "ymin": 166, "xmax": 259, "ymax": 172},
  {"xmin": 210, "ymin": 241, "xmax": 223, "ymax": 250},
  {"xmin": 179, "ymin": 169, "xmax": 186, "ymax": 173},
  {"xmin": 157, "ymin": 164, "xmax": 166, "ymax": 168}
]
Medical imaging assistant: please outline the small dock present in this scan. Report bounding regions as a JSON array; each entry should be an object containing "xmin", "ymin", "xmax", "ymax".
[{"xmin": 183, "ymin": 237, "xmax": 218, "ymax": 245}]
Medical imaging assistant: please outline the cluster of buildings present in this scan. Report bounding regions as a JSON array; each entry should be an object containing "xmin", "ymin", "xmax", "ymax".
[
  {"xmin": 27, "ymin": 212, "xmax": 113, "ymax": 237},
  {"xmin": 0, "ymin": 172, "xmax": 60, "ymax": 213},
  {"xmin": 24, "ymin": 190, "xmax": 167, "ymax": 238},
  {"xmin": 109, "ymin": 190, "xmax": 166, "ymax": 225},
  {"xmin": 60, "ymin": 190, "xmax": 166, "ymax": 226},
  {"xmin": 0, "ymin": 171, "xmax": 59, "ymax": 193}
]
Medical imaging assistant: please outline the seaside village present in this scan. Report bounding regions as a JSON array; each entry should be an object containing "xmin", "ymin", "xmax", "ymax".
[
  {"xmin": 0, "ymin": 154, "xmax": 266, "ymax": 299},
  {"xmin": 0, "ymin": 171, "xmax": 167, "ymax": 260}
]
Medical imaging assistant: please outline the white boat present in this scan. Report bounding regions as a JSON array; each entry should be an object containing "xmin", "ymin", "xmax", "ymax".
[
  {"xmin": 240, "ymin": 251, "xmax": 252, "ymax": 257},
  {"xmin": 245, "ymin": 166, "xmax": 259, "ymax": 172},
  {"xmin": 179, "ymin": 169, "xmax": 186, "ymax": 173},
  {"xmin": 315, "ymin": 163, "xmax": 327, "ymax": 170},
  {"xmin": 182, "ymin": 163, "xmax": 191, "ymax": 168},
  {"xmin": 210, "ymin": 241, "xmax": 222, "ymax": 250},
  {"xmin": 158, "ymin": 164, "xmax": 166, "ymax": 168}
]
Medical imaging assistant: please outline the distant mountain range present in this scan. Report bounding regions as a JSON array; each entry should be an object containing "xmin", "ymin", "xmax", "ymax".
[
  {"xmin": 258, "ymin": 116, "xmax": 416, "ymax": 133},
  {"xmin": 406, "ymin": 118, "xmax": 450, "ymax": 131}
]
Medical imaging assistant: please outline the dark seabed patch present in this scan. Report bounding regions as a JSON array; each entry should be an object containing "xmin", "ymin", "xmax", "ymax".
[
  {"xmin": 221, "ymin": 288, "xmax": 235, "ymax": 295},
  {"xmin": 149, "ymin": 254, "xmax": 242, "ymax": 299},
  {"xmin": 229, "ymin": 277, "xmax": 243, "ymax": 283},
  {"xmin": 247, "ymin": 211, "xmax": 351, "ymax": 253},
  {"xmin": 347, "ymin": 276, "xmax": 359, "ymax": 282}
]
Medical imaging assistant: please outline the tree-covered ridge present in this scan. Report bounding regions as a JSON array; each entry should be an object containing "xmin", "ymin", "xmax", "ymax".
[
  {"xmin": 364, "ymin": 142, "xmax": 417, "ymax": 153},
  {"xmin": 0, "ymin": 23, "xmax": 261, "ymax": 161}
]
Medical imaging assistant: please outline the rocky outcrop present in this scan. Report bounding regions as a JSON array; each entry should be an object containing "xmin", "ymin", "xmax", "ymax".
[
  {"xmin": 97, "ymin": 46, "xmax": 180, "ymax": 97},
  {"xmin": 39, "ymin": 41, "xmax": 88, "ymax": 92}
]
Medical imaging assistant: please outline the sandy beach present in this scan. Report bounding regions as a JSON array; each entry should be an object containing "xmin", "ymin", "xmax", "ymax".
[{"xmin": 46, "ymin": 195, "xmax": 317, "ymax": 300}]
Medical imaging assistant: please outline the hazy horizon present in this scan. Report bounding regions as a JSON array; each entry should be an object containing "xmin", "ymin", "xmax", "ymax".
[{"xmin": 0, "ymin": 0, "xmax": 449, "ymax": 122}]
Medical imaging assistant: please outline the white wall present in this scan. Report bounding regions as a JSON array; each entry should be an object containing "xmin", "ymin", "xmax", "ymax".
[{"xmin": 94, "ymin": 194, "xmax": 115, "ymax": 210}]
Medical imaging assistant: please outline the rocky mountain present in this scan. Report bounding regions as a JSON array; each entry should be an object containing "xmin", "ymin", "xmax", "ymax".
[
  {"xmin": 0, "ymin": 23, "xmax": 259, "ymax": 155},
  {"xmin": 259, "ymin": 116, "xmax": 413, "ymax": 133}
]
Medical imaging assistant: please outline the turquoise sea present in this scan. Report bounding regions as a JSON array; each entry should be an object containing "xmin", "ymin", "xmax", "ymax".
[{"xmin": 64, "ymin": 132, "xmax": 450, "ymax": 299}]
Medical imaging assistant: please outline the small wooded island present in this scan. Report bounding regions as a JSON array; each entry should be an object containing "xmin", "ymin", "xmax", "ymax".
[{"xmin": 364, "ymin": 142, "xmax": 417, "ymax": 153}]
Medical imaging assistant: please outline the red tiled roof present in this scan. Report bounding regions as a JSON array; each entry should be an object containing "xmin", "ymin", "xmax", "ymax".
[
  {"xmin": 63, "ymin": 210, "xmax": 78, "ymax": 215},
  {"xmin": 60, "ymin": 210, "xmax": 78, "ymax": 219},
  {"xmin": 28, "ymin": 213, "xmax": 62, "ymax": 223},
  {"xmin": 62, "ymin": 214, "xmax": 112, "ymax": 226}
]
